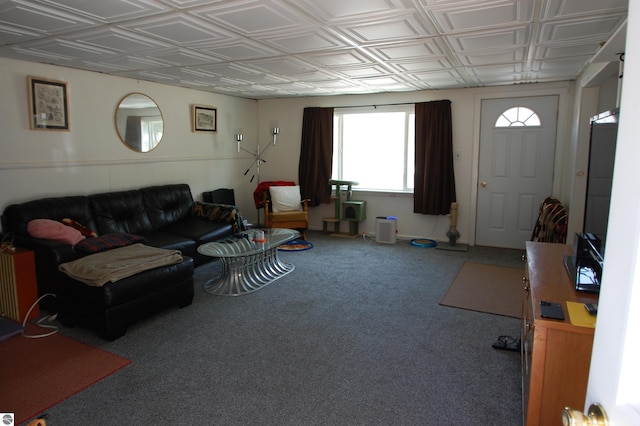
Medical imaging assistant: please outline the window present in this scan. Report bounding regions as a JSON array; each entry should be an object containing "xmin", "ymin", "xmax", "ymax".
[
  {"xmin": 140, "ymin": 116, "xmax": 163, "ymax": 151},
  {"xmin": 333, "ymin": 106, "xmax": 414, "ymax": 192},
  {"xmin": 495, "ymin": 106, "xmax": 541, "ymax": 127}
]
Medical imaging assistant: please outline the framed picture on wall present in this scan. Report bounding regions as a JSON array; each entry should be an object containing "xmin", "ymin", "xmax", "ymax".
[
  {"xmin": 192, "ymin": 104, "xmax": 217, "ymax": 132},
  {"xmin": 27, "ymin": 76, "xmax": 70, "ymax": 131}
]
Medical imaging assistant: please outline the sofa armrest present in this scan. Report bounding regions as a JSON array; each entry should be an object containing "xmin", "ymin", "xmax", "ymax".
[
  {"xmin": 8, "ymin": 235, "xmax": 77, "ymax": 298},
  {"xmin": 11, "ymin": 234, "xmax": 77, "ymax": 265}
]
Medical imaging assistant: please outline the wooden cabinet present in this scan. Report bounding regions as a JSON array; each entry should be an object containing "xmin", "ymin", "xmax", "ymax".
[{"xmin": 522, "ymin": 241, "xmax": 598, "ymax": 425}]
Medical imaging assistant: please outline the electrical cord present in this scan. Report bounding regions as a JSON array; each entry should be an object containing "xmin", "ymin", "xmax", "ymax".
[{"xmin": 22, "ymin": 293, "xmax": 59, "ymax": 339}]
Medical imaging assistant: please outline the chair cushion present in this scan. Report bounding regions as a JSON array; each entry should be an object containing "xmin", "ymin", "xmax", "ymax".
[
  {"xmin": 269, "ymin": 211, "xmax": 307, "ymax": 222},
  {"xmin": 270, "ymin": 185, "xmax": 302, "ymax": 212}
]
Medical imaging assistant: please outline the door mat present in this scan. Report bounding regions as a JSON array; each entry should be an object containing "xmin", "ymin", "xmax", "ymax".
[
  {"xmin": 278, "ymin": 240, "xmax": 314, "ymax": 251},
  {"xmin": 440, "ymin": 262, "xmax": 523, "ymax": 318},
  {"xmin": 0, "ymin": 325, "xmax": 131, "ymax": 425}
]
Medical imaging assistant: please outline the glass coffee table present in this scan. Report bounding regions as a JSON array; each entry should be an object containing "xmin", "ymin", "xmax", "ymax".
[{"xmin": 197, "ymin": 228, "xmax": 299, "ymax": 296}]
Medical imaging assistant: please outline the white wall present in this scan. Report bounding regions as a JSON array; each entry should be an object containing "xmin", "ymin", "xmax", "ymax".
[
  {"xmin": 0, "ymin": 57, "xmax": 260, "ymax": 218},
  {"xmin": 256, "ymin": 83, "xmax": 572, "ymax": 244},
  {"xmin": 2, "ymin": 56, "xmax": 608, "ymax": 246}
]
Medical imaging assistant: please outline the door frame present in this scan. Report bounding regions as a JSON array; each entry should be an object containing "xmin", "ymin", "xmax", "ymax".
[{"xmin": 468, "ymin": 87, "xmax": 571, "ymax": 246}]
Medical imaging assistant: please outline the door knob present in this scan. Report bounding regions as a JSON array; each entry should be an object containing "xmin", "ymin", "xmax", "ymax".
[
  {"xmin": 480, "ymin": 181, "xmax": 487, "ymax": 187},
  {"xmin": 562, "ymin": 403, "xmax": 608, "ymax": 426}
]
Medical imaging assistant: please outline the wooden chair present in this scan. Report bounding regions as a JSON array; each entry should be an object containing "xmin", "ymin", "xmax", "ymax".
[
  {"xmin": 531, "ymin": 196, "xmax": 568, "ymax": 244},
  {"xmin": 262, "ymin": 185, "xmax": 310, "ymax": 239}
]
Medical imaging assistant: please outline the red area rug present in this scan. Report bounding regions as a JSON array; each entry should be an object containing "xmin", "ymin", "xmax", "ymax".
[{"xmin": 0, "ymin": 325, "xmax": 130, "ymax": 424}]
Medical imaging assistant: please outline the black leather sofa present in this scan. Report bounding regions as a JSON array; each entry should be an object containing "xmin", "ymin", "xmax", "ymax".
[{"xmin": 1, "ymin": 183, "xmax": 240, "ymax": 339}]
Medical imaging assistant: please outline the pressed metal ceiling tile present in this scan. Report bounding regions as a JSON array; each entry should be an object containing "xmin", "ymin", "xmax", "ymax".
[
  {"xmin": 16, "ymin": 38, "xmax": 115, "ymax": 58},
  {"xmin": 303, "ymin": 50, "xmax": 370, "ymax": 67},
  {"xmin": 0, "ymin": 0, "xmax": 628, "ymax": 98},
  {"xmin": 542, "ymin": 0, "xmax": 628, "ymax": 19},
  {"xmin": 248, "ymin": 57, "xmax": 318, "ymax": 75},
  {"xmin": 343, "ymin": 16, "xmax": 432, "ymax": 43},
  {"xmin": 536, "ymin": 43, "xmax": 602, "ymax": 60},
  {"xmin": 428, "ymin": 1, "xmax": 533, "ymax": 33},
  {"xmin": 121, "ymin": 16, "xmax": 231, "ymax": 45},
  {"xmin": 0, "ymin": 2, "xmax": 94, "ymax": 33},
  {"xmin": 447, "ymin": 27, "xmax": 530, "ymax": 52},
  {"xmin": 532, "ymin": 56, "xmax": 591, "ymax": 72},
  {"xmin": 468, "ymin": 62, "xmax": 523, "ymax": 75},
  {"xmin": 195, "ymin": 1, "xmax": 308, "ymax": 34},
  {"xmin": 538, "ymin": 16, "xmax": 626, "ymax": 43},
  {"xmin": 334, "ymin": 65, "xmax": 392, "ymax": 78},
  {"xmin": 91, "ymin": 54, "xmax": 171, "ymax": 70},
  {"xmin": 196, "ymin": 41, "xmax": 281, "ymax": 61},
  {"xmin": 264, "ymin": 29, "xmax": 347, "ymax": 53},
  {"xmin": 144, "ymin": 49, "xmax": 222, "ymax": 66},
  {"xmin": 69, "ymin": 28, "xmax": 167, "ymax": 52},
  {"xmin": 0, "ymin": 25, "xmax": 40, "ymax": 44},
  {"xmin": 29, "ymin": 0, "xmax": 168, "ymax": 21},
  {"xmin": 393, "ymin": 58, "xmax": 454, "ymax": 72},
  {"xmin": 374, "ymin": 40, "xmax": 443, "ymax": 60},
  {"xmin": 457, "ymin": 49, "xmax": 526, "ymax": 66},
  {"xmin": 295, "ymin": 0, "xmax": 405, "ymax": 20}
]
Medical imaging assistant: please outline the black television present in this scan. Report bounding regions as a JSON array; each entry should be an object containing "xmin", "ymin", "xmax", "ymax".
[{"xmin": 583, "ymin": 109, "xmax": 618, "ymax": 256}]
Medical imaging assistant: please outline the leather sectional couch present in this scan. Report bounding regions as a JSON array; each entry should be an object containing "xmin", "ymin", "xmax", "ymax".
[{"xmin": 1, "ymin": 183, "xmax": 241, "ymax": 339}]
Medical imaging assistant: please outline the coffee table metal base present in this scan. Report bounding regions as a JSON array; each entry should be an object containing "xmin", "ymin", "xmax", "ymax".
[{"xmin": 204, "ymin": 247, "xmax": 294, "ymax": 296}]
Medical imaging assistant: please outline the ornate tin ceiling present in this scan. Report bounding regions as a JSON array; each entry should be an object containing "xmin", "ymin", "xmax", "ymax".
[{"xmin": 0, "ymin": 0, "xmax": 628, "ymax": 98}]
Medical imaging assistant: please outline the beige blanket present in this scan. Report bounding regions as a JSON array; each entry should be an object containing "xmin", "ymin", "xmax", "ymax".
[{"xmin": 59, "ymin": 243, "xmax": 183, "ymax": 287}]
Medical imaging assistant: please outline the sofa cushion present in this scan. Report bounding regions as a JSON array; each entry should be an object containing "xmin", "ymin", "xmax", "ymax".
[
  {"xmin": 74, "ymin": 233, "xmax": 146, "ymax": 255},
  {"xmin": 142, "ymin": 184, "xmax": 194, "ymax": 230},
  {"xmin": 90, "ymin": 190, "xmax": 153, "ymax": 235},
  {"xmin": 161, "ymin": 218, "xmax": 233, "ymax": 244},
  {"xmin": 27, "ymin": 219, "xmax": 86, "ymax": 245}
]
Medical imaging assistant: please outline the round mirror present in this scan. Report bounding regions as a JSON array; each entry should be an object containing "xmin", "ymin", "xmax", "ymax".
[{"xmin": 115, "ymin": 93, "xmax": 164, "ymax": 152}]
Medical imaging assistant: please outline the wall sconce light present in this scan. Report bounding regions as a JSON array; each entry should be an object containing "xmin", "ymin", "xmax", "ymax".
[
  {"xmin": 236, "ymin": 127, "xmax": 283, "ymax": 183},
  {"xmin": 235, "ymin": 133, "xmax": 243, "ymax": 152}
]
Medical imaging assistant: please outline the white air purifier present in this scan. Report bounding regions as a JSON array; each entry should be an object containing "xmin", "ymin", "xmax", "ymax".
[{"xmin": 376, "ymin": 217, "xmax": 397, "ymax": 244}]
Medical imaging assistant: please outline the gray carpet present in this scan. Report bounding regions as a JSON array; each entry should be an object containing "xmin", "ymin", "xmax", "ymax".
[{"xmin": 40, "ymin": 231, "xmax": 524, "ymax": 425}]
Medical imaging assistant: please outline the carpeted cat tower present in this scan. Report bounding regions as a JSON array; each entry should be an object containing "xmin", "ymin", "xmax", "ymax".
[{"xmin": 437, "ymin": 202, "xmax": 468, "ymax": 251}]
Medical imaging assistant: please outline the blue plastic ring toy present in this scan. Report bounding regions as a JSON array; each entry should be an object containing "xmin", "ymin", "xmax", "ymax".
[{"xmin": 410, "ymin": 238, "xmax": 437, "ymax": 248}]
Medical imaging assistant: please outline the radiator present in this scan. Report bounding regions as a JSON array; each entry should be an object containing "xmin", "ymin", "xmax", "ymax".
[{"xmin": 0, "ymin": 249, "xmax": 39, "ymax": 322}]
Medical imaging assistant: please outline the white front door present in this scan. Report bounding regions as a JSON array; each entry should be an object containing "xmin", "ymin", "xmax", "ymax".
[{"xmin": 476, "ymin": 96, "xmax": 558, "ymax": 249}]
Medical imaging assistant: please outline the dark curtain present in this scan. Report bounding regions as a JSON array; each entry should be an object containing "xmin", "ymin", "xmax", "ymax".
[
  {"xmin": 298, "ymin": 107, "xmax": 334, "ymax": 206},
  {"xmin": 414, "ymin": 100, "xmax": 456, "ymax": 215},
  {"xmin": 125, "ymin": 115, "xmax": 142, "ymax": 151}
]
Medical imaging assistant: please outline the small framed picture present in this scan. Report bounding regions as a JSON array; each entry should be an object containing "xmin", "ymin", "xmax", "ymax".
[
  {"xmin": 192, "ymin": 104, "xmax": 217, "ymax": 132},
  {"xmin": 27, "ymin": 76, "xmax": 70, "ymax": 130}
]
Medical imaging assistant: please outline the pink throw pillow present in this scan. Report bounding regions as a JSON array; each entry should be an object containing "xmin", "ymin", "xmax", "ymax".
[{"xmin": 27, "ymin": 219, "xmax": 85, "ymax": 245}]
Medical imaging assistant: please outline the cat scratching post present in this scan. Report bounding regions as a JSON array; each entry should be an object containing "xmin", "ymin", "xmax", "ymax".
[{"xmin": 438, "ymin": 202, "xmax": 468, "ymax": 251}]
